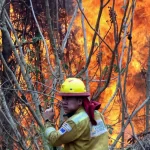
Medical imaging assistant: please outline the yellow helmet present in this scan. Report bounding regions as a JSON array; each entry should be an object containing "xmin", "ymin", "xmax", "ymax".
[{"xmin": 59, "ymin": 78, "xmax": 90, "ymax": 97}]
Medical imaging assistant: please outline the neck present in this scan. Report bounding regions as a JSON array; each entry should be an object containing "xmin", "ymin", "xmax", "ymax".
[
  {"xmin": 63, "ymin": 106, "xmax": 82, "ymax": 118},
  {"xmin": 63, "ymin": 111, "xmax": 76, "ymax": 118}
]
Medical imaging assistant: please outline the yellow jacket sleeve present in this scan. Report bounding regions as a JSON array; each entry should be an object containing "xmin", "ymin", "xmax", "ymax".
[{"xmin": 45, "ymin": 120, "xmax": 81, "ymax": 147}]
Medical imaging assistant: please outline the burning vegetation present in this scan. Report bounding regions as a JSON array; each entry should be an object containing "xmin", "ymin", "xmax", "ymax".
[{"xmin": 0, "ymin": 0, "xmax": 150, "ymax": 149}]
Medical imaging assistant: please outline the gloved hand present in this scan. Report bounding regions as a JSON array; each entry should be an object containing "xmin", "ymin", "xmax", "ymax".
[{"xmin": 42, "ymin": 107, "xmax": 55, "ymax": 122}]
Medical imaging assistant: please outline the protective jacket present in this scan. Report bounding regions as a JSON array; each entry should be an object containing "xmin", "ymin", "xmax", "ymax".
[{"xmin": 45, "ymin": 107, "xmax": 108, "ymax": 150}]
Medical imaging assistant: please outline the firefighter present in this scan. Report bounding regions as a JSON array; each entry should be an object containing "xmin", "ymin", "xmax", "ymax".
[{"xmin": 43, "ymin": 78, "xmax": 108, "ymax": 150}]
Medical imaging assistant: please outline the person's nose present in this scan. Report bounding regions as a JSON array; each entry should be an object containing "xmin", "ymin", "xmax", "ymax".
[{"xmin": 62, "ymin": 100, "xmax": 68, "ymax": 105}]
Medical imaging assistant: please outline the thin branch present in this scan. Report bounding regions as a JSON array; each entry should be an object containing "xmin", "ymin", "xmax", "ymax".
[
  {"xmin": 0, "ymin": 114, "xmax": 18, "ymax": 143},
  {"xmin": 102, "ymin": 80, "xmax": 119, "ymax": 114},
  {"xmin": 0, "ymin": 52, "xmax": 44, "ymax": 128},
  {"xmin": 76, "ymin": 0, "xmax": 113, "ymax": 78},
  {"xmin": 0, "ymin": 88, "xmax": 28, "ymax": 150},
  {"xmin": 110, "ymin": 97, "xmax": 150, "ymax": 149},
  {"xmin": 103, "ymin": 0, "xmax": 111, "ymax": 8},
  {"xmin": 29, "ymin": 0, "xmax": 55, "ymax": 76},
  {"xmin": 79, "ymin": 0, "xmax": 90, "ymax": 92},
  {"xmin": 130, "ymin": 122, "xmax": 145, "ymax": 150},
  {"xmin": 4, "ymin": 11, "xmax": 42, "ymax": 119},
  {"xmin": 61, "ymin": 4, "xmax": 78, "ymax": 52}
]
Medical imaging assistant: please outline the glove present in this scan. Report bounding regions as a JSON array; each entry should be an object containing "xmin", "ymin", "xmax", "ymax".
[{"xmin": 42, "ymin": 107, "xmax": 55, "ymax": 122}]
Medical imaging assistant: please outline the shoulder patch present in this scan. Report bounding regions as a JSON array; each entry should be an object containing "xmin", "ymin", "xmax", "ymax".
[
  {"xmin": 58, "ymin": 122, "xmax": 72, "ymax": 135},
  {"xmin": 90, "ymin": 119, "xmax": 107, "ymax": 137},
  {"xmin": 70, "ymin": 111, "xmax": 88, "ymax": 124}
]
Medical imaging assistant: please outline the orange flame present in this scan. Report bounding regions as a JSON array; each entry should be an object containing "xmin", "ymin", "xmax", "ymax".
[
  {"xmin": 8, "ymin": 0, "xmax": 150, "ymax": 148},
  {"xmin": 71, "ymin": 0, "xmax": 148, "ymax": 147}
]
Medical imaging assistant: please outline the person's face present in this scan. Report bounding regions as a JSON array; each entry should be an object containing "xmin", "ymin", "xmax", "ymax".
[{"xmin": 61, "ymin": 96, "xmax": 82, "ymax": 114}]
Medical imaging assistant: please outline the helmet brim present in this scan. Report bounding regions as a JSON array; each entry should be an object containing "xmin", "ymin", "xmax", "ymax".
[{"xmin": 58, "ymin": 92, "xmax": 90, "ymax": 97}]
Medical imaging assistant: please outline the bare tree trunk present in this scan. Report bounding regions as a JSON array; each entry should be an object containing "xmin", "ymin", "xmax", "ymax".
[
  {"xmin": 0, "ymin": 1, "xmax": 15, "ymax": 149},
  {"xmin": 79, "ymin": 0, "xmax": 90, "ymax": 92},
  {"xmin": 146, "ymin": 38, "xmax": 150, "ymax": 132}
]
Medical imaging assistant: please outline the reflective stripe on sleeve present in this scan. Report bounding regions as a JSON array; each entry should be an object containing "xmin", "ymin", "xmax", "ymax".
[
  {"xmin": 71, "ymin": 111, "xmax": 88, "ymax": 124},
  {"xmin": 45, "ymin": 127, "xmax": 56, "ymax": 138}
]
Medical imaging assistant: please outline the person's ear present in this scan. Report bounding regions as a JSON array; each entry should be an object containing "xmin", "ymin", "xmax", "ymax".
[{"xmin": 77, "ymin": 98, "xmax": 82, "ymax": 106}]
